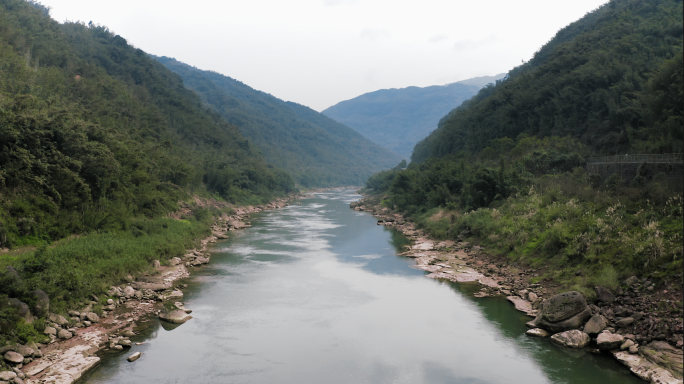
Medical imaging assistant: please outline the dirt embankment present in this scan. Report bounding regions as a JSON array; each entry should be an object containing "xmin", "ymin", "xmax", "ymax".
[
  {"xmin": 5, "ymin": 195, "xmax": 299, "ymax": 384},
  {"xmin": 352, "ymin": 195, "xmax": 683, "ymax": 384}
]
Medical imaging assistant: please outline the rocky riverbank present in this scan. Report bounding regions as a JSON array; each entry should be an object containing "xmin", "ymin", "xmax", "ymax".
[
  {"xmin": 351, "ymin": 196, "xmax": 683, "ymax": 384},
  {"xmin": 0, "ymin": 196, "xmax": 296, "ymax": 384}
]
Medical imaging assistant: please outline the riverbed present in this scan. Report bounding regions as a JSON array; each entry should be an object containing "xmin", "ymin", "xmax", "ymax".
[{"xmin": 80, "ymin": 189, "xmax": 642, "ymax": 383}]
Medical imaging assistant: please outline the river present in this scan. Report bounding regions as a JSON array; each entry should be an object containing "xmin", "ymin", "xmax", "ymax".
[{"xmin": 81, "ymin": 189, "xmax": 642, "ymax": 384}]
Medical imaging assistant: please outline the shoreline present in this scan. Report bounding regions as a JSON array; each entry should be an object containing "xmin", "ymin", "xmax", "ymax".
[
  {"xmin": 11, "ymin": 195, "xmax": 298, "ymax": 384},
  {"xmin": 351, "ymin": 194, "xmax": 683, "ymax": 384}
]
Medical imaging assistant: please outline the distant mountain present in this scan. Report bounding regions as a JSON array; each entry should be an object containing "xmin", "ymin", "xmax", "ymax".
[
  {"xmin": 321, "ymin": 74, "xmax": 505, "ymax": 158},
  {"xmin": 155, "ymin": 57, "xmax": 404, "ymax": 188}
]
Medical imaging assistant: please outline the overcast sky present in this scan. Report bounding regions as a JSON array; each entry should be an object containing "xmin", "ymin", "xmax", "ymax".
[{"xmin": 39, "ymin": 0, "xmax": 608, "ymax": 111}]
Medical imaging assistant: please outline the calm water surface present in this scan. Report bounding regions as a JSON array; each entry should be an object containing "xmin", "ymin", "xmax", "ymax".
[{"xmin": 82, "ymin": 189, "xmax": 641, "ymax": 384}]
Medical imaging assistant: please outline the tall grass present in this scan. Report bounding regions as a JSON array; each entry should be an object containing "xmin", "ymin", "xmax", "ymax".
[
  {"xmin": 414, "ymin": 175, "xmax": 683, "ymax": 296},
  {"xmin": 1, "ymin": 217, "xmax": 211, "ymax": 314}
]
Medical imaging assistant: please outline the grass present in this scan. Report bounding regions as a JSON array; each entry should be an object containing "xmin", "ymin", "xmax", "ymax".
[
  {"xmin": 411, "ymin": 180, "xmax": 683, "ymax": 298},
  {"xmin": 0, "ymin": 215, "xmax": 212, "ymax": 338}
]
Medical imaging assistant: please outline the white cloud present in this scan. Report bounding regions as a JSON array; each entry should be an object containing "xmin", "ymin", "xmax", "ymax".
[
  {"xmin": 429, "ymin": 34, "xmax": 449, "ymax": 43},
  {"xmin": 39, "ymin": 0, "xmax": 611, "ymax": 111},
  {"xmin": 359, "ymin": 28, "xmax": 390, "ymax": 41}
]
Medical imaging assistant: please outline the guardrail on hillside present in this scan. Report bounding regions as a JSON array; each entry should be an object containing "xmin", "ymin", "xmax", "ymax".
[{"xmin": 586, "ymin": 153, "xmax": 683, "ymax": 164}]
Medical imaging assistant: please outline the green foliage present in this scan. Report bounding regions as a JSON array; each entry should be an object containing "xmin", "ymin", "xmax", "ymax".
[
  {"xmin": 154, "ymin": 56, "xmax": 403, "ymax": 188},
  {"xmin": 15, "ymin": 318, "xmax": 48, "ymax": 343},
  {"xmin": 0, "ymin": 0, "xmax": 295, "ymax": 249},
  {"xmin": 413, "ymin": 0, "xmax": 683, "ymax": 162},
  {"xmin": 0, "ymin": 217, "xmax": 209, "ymax": 313}
]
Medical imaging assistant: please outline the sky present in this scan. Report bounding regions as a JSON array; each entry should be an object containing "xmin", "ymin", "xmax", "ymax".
[{"xmin": 39, "ymin": 0, "xmax": 609, "ymax": 111}]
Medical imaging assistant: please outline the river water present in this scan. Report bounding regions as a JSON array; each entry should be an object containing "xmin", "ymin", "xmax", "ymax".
[{"xmin": 81, "ymin": 189, "xmax": 641, "ymax": 384}]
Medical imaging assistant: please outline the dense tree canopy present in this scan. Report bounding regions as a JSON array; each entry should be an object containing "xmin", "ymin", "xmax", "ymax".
[{"xmin": 412, "ymin": 0, "xmax": 683, "ymax": 163}]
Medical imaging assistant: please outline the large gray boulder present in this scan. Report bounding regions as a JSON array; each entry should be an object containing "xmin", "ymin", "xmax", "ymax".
[
  {"xmin": 57, "ymin": 329, "xmax": 73, "ymax": 339},
  {"xmin": 532, "ymin": 291, "xmax": 592, "ymax": 333},
  {"xmin": 550, "ymin": 330, "xmax": 591, "ymax": 349},
  {"xmin": 123, "ymin": 286, "xmax": 135, "ymax": 297},
  {"xmin": 48, "ymin": 313, "xmax": 68, "ymax": 326},
  {"xmin": 3, "ymin": 351, "xmax": 23, "ymax": 364},
  {"xmin": 7, "ymin": 299, "xmax": 32, "ymax": 323},
  {"xmin": 14, "ymin": 345, "xmax": 34, "ymax": 358},
  {"xmin": 583, "ymin": 314, "xmax": 607, "ymax": 335},
  {"xmin": 595, "ymin": 286, "xmax": 615, "ymax": 304},
  {"xmin": 158, "ymin": 305, "xmax": 192, "ymax": 324},
  {"xmin": 30, "ymin": 290, "xmax": 49, "ymax": 317},
  {"xmin": 540, "ymin": 291, "xmax": 588, "ymax": 322},
  {"xmin": 0, "ymin": 371, "xmax": 17, "ymax": 381},
  {"xmin": 597, "ymin": 332, "xmax": 625, "ymax": 350},
  {"xmin": 85, "ymin": 312, "xmax": 100, "ymax": 323}
]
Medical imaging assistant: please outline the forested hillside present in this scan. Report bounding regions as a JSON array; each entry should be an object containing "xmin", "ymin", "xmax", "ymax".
[
  {"xmin": 155, "ymin": 57, "xmax": 404, "ymax": 187},
  {"xmin": 0, "ymin": 0, "xmax": 294, "ymax": 245},
  {"xmin": 364, "ymin": 0, "xmax": 683, "ymax": 298},
  {"xmin": 0, "ymin": 0, "xmax": 294, "ymax": 339},
  {"xmin": 413, "ymin": 0, "xmax": 683, "ymax": 162},
  {"xmin": 322, "ymin": 74, "xmax": 504, "ymax": 158}
]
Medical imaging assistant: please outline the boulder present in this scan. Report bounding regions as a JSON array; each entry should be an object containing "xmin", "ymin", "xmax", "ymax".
[
  {"xmin": 168, "ymin": 257, "xmax": 181, "ymax": 266},
  {"xmin": 106, "ymin": 299, "xmax": 114, "ymax": 305},
  {"xmin": 525, "ymin": 328, "xmax": 550, "ymax": 337},
  {"xmin": 57, "ymin": 329, "xmax": 73, "ymax": 340},
  {"xmin": 0, "ymin": 371, "xmax": 16, "ymax": 381},
  {"xmin": 7, "ymin": 299, "xmax": 32, "ymax": 322},
  {"xmin": 31, "ymin": 290, "xmax": 49, "ymax": 317},
  {"xmin": 68, "ymin": 310, "xmax": 80, "ymax": 317},
  {"xmin": 616, "ymin": 317, "xmax": 634, "ymax": 328},
  {"xmin": 43, "ymin": 326, "xmax": 56, "ymax": 336},
  {"xmin": 528, "ymin": 292, "xmax": 539, "ymax": 303},
  {"xmin": 118, "ymin": 339, "xmax": 132, "ymax": 347},
  {"xmin": 594, "ymin": 286, "xmax": 615, "ymax": 304},
  {"xmin": 127, "ymin": 352, "xmax": 141, "ymax": 362},
  {"xmin": 85, "ymin": 312, "xmax": 99, "ymax": 323},
  {"xmin": 14, "ymin": 345, "xmax": 34, "ymax": 358},
  {"xmin": 158, "ymin": 306, "xmax": 192, "ymax": 324},
  {"xmin": 623, "ymin": 276, "xmax": 638, "ymax": 286},
  {"xmin": 132, "ymin": 282, "xmax": 170, "ymax": 291},
  {"xmin": 123, "ymin": 286, "xmax": 135, "ymax": 297},
  {"xmin": 107, "ymin": 287, "xmax": 121, "ymax": 297},
  {"xmin": 620, "ymin": 339, "xmax": 635, "ymax": 351},
  {"xmin": 551, "ymin": 330, "xmax": 591, "ymax": 349},
  {"xmin": 597, "ymin": 332, "xmax": 625, "ymax": 350},
  {"xmin": 228, "ymin": 220, "xmax": 245, "ymax": 229},
  {"xmin": 583, "ymin": 314, "xmax": 607, "ymax": 335},
  {"xmin": 3, "ymin": 351, "xmax": 23, "ymax": 364},
  {"xmin": 540, "ymin": 291, "xmax": 588, "ymax": 323},
  {"xmin": 536, "ymin": 307, "xmax": 592, "ymax": 333},
  {"xmin": 152, "ymin": 260, "xmax": 161, "ymax": 268},
  {"xmin": 48, "ymin": 313, "xmax": 69, "ymax": 326},
  {"xmin": 166, "ymin": 290, "xmax": 183, "ymax": 300}
]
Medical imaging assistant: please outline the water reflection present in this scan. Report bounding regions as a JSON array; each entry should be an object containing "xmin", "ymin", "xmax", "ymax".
[{"xmin": 81, "ymin": 189, "xmax": 642, "ymax": 384}]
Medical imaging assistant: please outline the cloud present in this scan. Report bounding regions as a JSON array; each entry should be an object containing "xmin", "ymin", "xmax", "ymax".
[
  {"xmin": 359, "ymin": 28, "xmax": 390, "ymax": 41},
  {"xmin": 453, "ymin": 35, "xmax": 498, "ymax": 51},
  {"xmin": 429, "ymin": 34, "xmax": 448, "ymax": 43}
]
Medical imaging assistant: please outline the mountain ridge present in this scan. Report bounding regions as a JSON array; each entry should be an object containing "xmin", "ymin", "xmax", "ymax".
[
  {"xmin": 321, "ymin": 74, "xmax": 506, "ymax": 158},
  {"xmin": 155, "ymin": 56, "xmax": 404, "ymax": 187}
]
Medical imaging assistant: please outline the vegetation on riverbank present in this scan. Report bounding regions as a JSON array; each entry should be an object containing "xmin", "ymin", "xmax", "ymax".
[
  {"xmin": 363, "ymin": 0, "xmax": 683, "ymax": 298},
  {"xmin": 0, "ymin": 0, "xmax": 292, "ymax": 346}
]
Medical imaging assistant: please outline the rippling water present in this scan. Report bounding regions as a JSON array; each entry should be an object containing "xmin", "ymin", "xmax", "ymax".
[{"xmin": 82, "ymin": 189, "xmax": 641, "ymax": 384}]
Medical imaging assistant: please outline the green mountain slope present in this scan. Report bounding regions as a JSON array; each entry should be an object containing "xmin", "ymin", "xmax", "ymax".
[
  {"xmin": 413, "ymin": 0, "xmax": 683, "ymax": 163},
  {"xmin": 154, "ymin": 57, "xmax": 404, "ymax": 187},
  {"xmin": 363, "ymin": 0, "xmax": 683, "ymax": 302},
  {"xmin": 0, "ymin": 0, "xmax": 294, "ymax": 247},
  {"xmin": 321, "ymin": 75, "xmax": 505, "ymax": 158}
]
